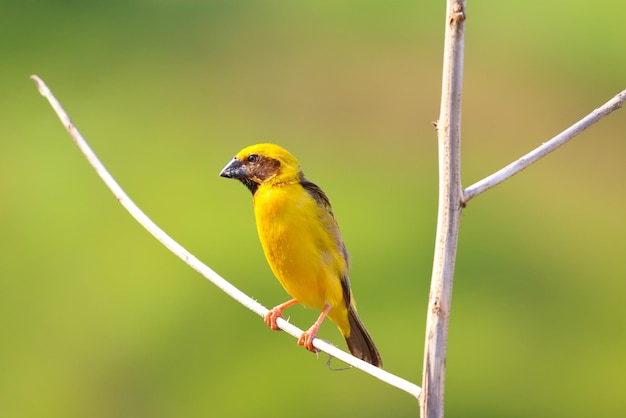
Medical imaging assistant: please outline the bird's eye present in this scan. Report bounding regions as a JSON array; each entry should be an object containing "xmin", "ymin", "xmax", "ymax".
[{"xmin": 247, "ymin": 154, "xmax": 259, "ymax": 163}]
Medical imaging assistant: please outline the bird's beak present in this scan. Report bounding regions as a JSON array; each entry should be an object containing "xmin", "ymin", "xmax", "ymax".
[{"xmin": 219, "ymin": 158, "xmax": 247, "ymax": 179}]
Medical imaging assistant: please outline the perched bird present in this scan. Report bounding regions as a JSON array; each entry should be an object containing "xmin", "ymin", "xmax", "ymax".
[{"xmin": 219, "ymin": 143, "xmax": 382, "ymax": 367}]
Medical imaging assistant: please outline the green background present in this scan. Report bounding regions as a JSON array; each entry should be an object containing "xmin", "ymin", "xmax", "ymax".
[{"xmin": 2, "ymin": 1, "xmax": 625, "ymax": 417}]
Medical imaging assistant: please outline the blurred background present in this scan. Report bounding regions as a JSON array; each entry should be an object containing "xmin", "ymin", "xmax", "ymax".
[{"xmin": 2, "ymin": 1, "xmax": 625, "ymax": 417}]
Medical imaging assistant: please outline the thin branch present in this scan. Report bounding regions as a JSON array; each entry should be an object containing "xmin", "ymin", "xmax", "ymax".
[
  {"xmin": 463, "ymin": 89, "xmax": 626, "ymax": 203},
  {"xmin": 31, "ymin": 75, "xmax": 421, "ymax": 400},
  {"xmin": 421, "ymin": 1, "xmax": 466, "ymax": 417}
]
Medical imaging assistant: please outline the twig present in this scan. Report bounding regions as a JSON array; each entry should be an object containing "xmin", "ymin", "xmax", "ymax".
[
  {"xmin": 463, "ymin": 89, "xmax": 626, "ymax": 204},
  {"xmin": 420, "ymin": 1, "xmax": 466, "ymax": 417},
  {"xmin": 30, "ymin": 75, "xmax": 421, "ymax": 400}
]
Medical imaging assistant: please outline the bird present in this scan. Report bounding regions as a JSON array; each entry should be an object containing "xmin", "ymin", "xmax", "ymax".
[{"xmin": 219, "ymin": 143, "xmax": 382, "ymax": 368}]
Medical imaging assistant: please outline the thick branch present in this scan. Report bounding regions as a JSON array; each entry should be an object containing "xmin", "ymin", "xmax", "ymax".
[
  {"xmin": 421, "ymin": 2, "xmax": 466, "ymax": 417},
  {"xmin": 31, "ymin": 75, "xmax": 421, "ymax": 399},
  {"xmin": 463, "ymin": 89, "xmax": 626, "ymax": 203}
]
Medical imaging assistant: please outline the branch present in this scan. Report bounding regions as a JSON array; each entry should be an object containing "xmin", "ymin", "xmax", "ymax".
[
  {"xmin": 463, "ymin": 89, "xmax": 626, "ymax": 203},
  {"xmin": 421, "ymin": 1, "xmax": 466, "ymax": 417},
  {"xmin": 30, "ymin": 75, "xmax": 421, "ymax": 400}
]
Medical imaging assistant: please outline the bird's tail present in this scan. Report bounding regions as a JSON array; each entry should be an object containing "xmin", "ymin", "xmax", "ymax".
[{"xmin": 344, "ymin": 305, "xmax": 383, "ymax": 368}]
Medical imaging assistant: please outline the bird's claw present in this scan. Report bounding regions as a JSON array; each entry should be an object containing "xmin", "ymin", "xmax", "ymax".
[
  {"xmin": 298, "ymin": 330, "xmax": 319, "ymax": 353},
  {"xmin": 264, "ymin": 307, "xmax": 283, "ymax": 331}
]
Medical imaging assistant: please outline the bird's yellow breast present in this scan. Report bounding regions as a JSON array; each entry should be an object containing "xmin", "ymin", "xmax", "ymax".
[{"xmin": 253, "ymin": 182, "xmax": 347, "ymax": 316}]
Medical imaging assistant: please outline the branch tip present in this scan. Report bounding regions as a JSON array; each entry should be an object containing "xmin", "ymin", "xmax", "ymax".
[{"xmin": 31, "ymin": 74, "xmax": 48, "ymax": 96}]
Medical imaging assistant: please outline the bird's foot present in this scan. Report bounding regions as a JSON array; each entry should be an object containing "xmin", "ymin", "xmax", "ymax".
[
  {"xmin": 297, "ymin": 303, "xmax": 331, "ymax": 354},
  {"xmin": 298, "ymin": 328, "xmax": 319, "ymax": 353},
  {"xmin": 264, "ymin": 299, "xmax": 299, "ymax": 331},
  {"xmin": 264, "ymin": 307, "xmax": 283, "ymax": 331}
]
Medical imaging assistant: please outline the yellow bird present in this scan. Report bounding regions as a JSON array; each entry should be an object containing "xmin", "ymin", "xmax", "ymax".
[{"xmin": 219, "ymin": 143, "xmax": 382, "ymax": 367}]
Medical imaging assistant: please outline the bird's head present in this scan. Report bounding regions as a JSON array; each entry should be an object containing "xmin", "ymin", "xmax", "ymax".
[{"xmin": 219, "ymin": 143, "xmax": 302, "ymax": 194}]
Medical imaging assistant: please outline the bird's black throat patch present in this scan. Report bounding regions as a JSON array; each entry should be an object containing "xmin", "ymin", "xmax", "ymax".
[{"xmin": 239, "ymin": 177, "xmax": 259, "ymax": 195}]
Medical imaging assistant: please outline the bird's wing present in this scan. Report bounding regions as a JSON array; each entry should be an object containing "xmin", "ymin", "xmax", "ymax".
[
  {"xmin": 299, "ymin": 178, "xmax": 333, "ymax": 215},
  {"xmin": 300, "ymin": 178, "xmax": 352, "ymax": 306}
]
